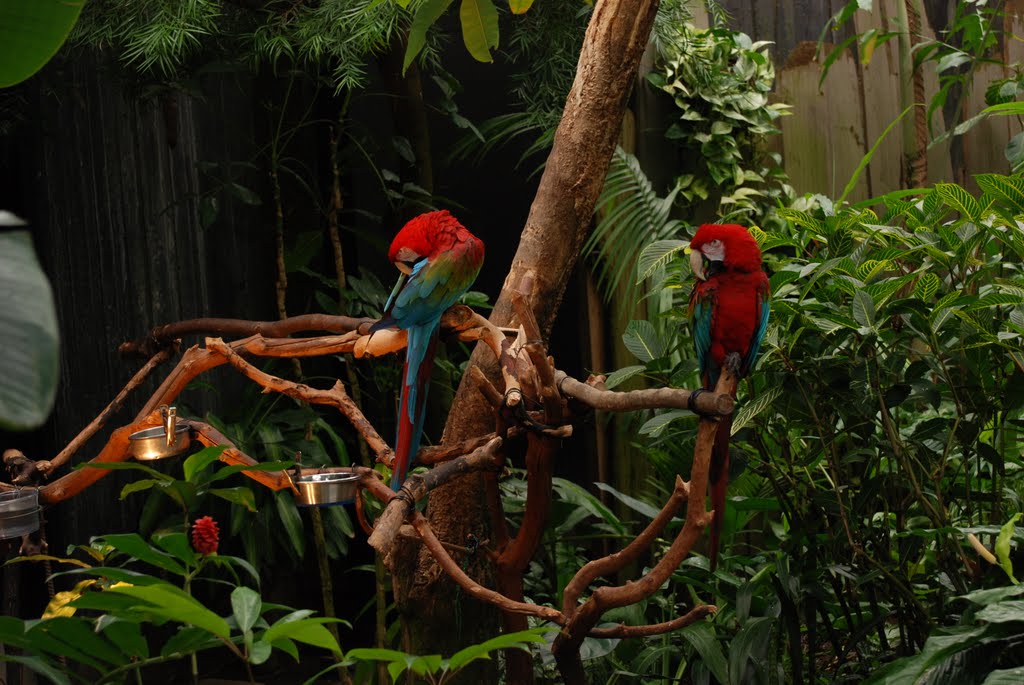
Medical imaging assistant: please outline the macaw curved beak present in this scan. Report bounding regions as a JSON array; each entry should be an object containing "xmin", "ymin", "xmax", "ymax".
[{"xmin": 689, "ymin": 248, "xmax": 706, "ymax": 281}]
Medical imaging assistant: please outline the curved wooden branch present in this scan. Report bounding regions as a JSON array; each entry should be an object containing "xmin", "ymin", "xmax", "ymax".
[
  {"xmin": 552, "ymin": 368, "xmax": 739, "ymax": 665},
  {"xmin": 410, "ymin": 510, "xmax": 564, "ymax": 623},
  {"xmin": 38, "ymin": 411, "xmax": 165, "ymax": 504},
  {"xmin": 554, "ymin": 369, "xmax": 734, "ymax": 416},
  {"xmin": 587, "ymin": 605, "xmax": 715, "ymax": 638},
  {"xmin": 42, "ymin": 349, "xmax": 175, "ymax": 475},
  {"xmin": 561, "ymin": 475, "xmax": 690, "ymax": 614},
  {"xmin": 205, "ymin": 337, "xmax": 393, "ymax": 466},
  {"xmin": 119, "ymin": 313, "xmax": 376, "ymax": 357},
  {"xmin": 367, "ymin": 437, "xmax": 505, "ymax": 561}
]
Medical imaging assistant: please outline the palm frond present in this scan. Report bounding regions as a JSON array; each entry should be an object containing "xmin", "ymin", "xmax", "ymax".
[{"xmin": 585, "ymin": 147, "xmax": 688, "ymax": 321}]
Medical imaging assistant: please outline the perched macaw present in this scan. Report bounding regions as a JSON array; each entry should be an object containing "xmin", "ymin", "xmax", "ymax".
[
  {"xmin": 373, "ymin": 210, "xmax": 485, "ymax": 490},
  {"xmin": 688, "ymin": 223, "xmax": 770, "ymax": 570}
]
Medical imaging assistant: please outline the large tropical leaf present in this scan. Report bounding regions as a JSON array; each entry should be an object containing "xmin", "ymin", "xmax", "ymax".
[
  {"xmin": 0, "ymin": 0, "xmax": 84, "ymax": 87},
  {"xmin": 0, "ymin": 225, "xmax": 60, "ymax": 430}
]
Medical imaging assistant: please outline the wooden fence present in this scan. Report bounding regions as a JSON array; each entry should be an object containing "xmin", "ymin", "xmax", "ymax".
[{"xmin": 707, "ymin": 0, "xmax": 1024, "ymax": 200}]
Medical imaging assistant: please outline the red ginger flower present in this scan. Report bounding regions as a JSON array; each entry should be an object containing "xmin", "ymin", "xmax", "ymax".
[{"xmin": 191, "ymin": 516, "xmax": 219, "ymax": 556}]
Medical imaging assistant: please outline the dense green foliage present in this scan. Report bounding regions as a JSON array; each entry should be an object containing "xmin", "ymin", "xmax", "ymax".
[{"xmin": 582, "ymin": 175, "xmax": 1024, "ymax": 683}]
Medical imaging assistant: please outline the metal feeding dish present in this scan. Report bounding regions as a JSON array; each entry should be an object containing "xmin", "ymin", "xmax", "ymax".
[
  {"xmin": 128, "ymin": 406, "xmax": 191, "ymax": 461},
  {"xmin": 293, "ymin": 471, "xmax": 360, "ymax": 507},
  {"xmin": 0, "ymin": 489, "xmax": 40, "ymax": 539}
]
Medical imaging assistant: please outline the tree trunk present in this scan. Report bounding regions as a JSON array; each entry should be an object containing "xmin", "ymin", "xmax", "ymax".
[{"xmin": 393, "ymin": 0, "xmax": 660, "ymax": 675}]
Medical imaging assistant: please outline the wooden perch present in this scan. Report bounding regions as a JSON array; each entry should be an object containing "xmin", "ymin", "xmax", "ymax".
[
  {"xmin": 1, "ymin": 300, "xmax": 744, "ymax": 685},
  {"xmin": 554, "ymin": 369, "xmax": 734, "ymax": 416},
  {"xmin": 367, "ymin": 437, "xmax": 505, "ymax": 562}
]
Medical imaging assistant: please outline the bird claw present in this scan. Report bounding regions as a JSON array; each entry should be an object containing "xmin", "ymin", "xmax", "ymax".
[{"xmin": 724, "ymin": 352, "xmax": 742, "ymax": 375}]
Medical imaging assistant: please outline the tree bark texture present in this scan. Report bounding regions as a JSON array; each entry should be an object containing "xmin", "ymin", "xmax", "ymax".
[{"xmin": 394, "ymin": 0, "xmax": 661, "ymax": 670}]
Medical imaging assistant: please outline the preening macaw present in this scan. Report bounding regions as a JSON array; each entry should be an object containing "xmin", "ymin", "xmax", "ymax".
[
  {"xmin": 688, "ymin": 223, "xmax": 770, "ymax": 570},
  {"xmin": 373, "ymin": 210, "xmax": 485, "ymax": 490}
]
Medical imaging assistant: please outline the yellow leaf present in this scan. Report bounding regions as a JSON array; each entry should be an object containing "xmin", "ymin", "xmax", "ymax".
[
  {"xmin": 43, "ymin": 579, "xmax": 96, "ymax": 618},
  {"xmin": 460, "ymin": 0, "xmax": 499, "ymax": 63},
  {"xmin": 508, "ymin": 0, "xmax": 535, "ymax": 14}
]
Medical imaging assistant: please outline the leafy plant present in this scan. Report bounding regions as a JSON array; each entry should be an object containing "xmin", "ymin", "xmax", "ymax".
[
  {"xmin": 602, "ymin": 172, "xmax": 1024, "ymax": 682},
  {"xmin": 0, "ymin": 220, "xmax": 59, "ymax": 430},
  {"xmin": 2, "ymin": 522, "xmax": 345, "ymax": 684},
  {"xmin": 341, "ymin": 628, "xmax": 548, "ymax": 684},
  {"xmin": 647, "ymin": 23, "xmax": 792, "ymax": 218}
]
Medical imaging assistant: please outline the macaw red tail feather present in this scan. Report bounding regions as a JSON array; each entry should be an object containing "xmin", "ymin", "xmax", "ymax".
[
  {"xmin": 393, "ymin": 323, "xmax": 439, "ymax": 490},
  {"xmin": 708, "ymin": 412, "xmax": 732, "ymax": 571}
]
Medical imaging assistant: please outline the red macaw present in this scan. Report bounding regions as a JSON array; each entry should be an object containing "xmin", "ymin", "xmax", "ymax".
[
  {"xmin": 688, "ymin": 223, "xmax": 770, "ymax": 570},
  {"xmin": 374, "ymin": 210, "xmax": 485, "ymax": 490}
]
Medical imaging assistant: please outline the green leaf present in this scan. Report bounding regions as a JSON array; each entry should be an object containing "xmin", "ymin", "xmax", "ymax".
[
  {"xmin": 160, "ymin": 625, "xmax": 220, "ymax": 658},
  {"xmin": 977, "ymin": 174, "xmax": 1024, "ymax": 213},
  {"xmin": 404, "ymin": 0, "xmax": 455, "ymax": 73},
  {"xmin": 622, "ymin": 320, "xmax": 665, "ymax": 363},
  {"xmin": 914, "ymin": 272, "xmax": 941, "ymax": 301},
  {"xmin": 459, "ymin": 0, "xmax": 499, "ymax": 63},
  {"xmin": 852, "ymin": 289, "xmax": 876, "ymax": 329},
  {"xmin": 594, "ymin": 482, "xmax": 665, "ymax": 519},
  {"xmin": 732, "ymin": 385, "xmax": 782, "ymax": 434},
  {"xmin": 995, "ymin": 513, "xmax": 1021, "ymax": 584},
  {"xmin": 637, "ymin": 239, "xmax": 688, "ymax": 282},
  {"xmin": 0, "ymin": 0, "xmax": 85, "ymax": 87},
  {"xmin": 729, "ymin": 617, "xmax": 774, "ymax": 684},
  {"xmin": 447, "ymin": 628, "xmax": 547, "ymax": 671},
  {"xmin": 603, "ymin": 365, "xmax": 646, "ymax": 389},
  {"xmin": 936, "ymin": 182, "xmax": 981, "ymax": 221},
  {"xmin": 508, "ymin": 0, "xmax": 535, "ymax": 14},
  {"xmin": 183, "ymin": 445, "xmax": 228, "ymax": 483},
  {"xmin": 275, "ymin": 490, "xmax": 305, "ymax": 559},
  {"xmin": 976, "ymin": 600, "xmax": 1024, "ymax": 623},
  {"xmin": 107, "ymin": 584, "xmax": 231, "ymax": 639},
  {"xmin": 984, "ymin": 667, "xmax": 1024, "ymax": 684},
  {"xmin": 0, "ymin": 230, "xmax": 60, "ymax": 430},
  {"xmin": 681, "ymin": 621, "xmax": 730, "ymax": 685},
  {"xmin": 263, "ymin": 617, "xmax": 342, "ymax": 654},
  {"xmin": 151, "ymin": 531, "xmax": 197, "ymax": 566},
  {"xmin": 209, "ymin": 486, "xmax": 257, "ymax": 512},
  {"xmin": 120, "ymin": 478, "xmax": 162, "ymax": 499},
  {"xmin": 639, "ymin": 410, "xmax": 692, "ymax": 437},
  {"xmin": 231, "ymin": 586, "xmax": 261, "ymax": 633},
  {"xmin": 99, "ymin": 618, "xmax": 150, "ymax": 660},
  {"xmin": 838, "ymin": 105, "xmax": 914, "ymax": 206},
  {"xmin": 28, "ymin": 617, "xmax": 128, "ymax": 667},
  {"xmin": 95, "ymin": 534, "xmax": 186, "ymax": 576},
  {"xmin": 1, "ymin": 655, "xmax": 72, "ymax": 685}
]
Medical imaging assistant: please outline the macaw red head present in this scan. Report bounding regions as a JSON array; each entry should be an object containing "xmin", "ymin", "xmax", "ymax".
[
  {"xmin": 688, "ymin": 223, "xmax": 762, "ymax": 280},
  {"xmin": 387, "ymin": 210, "xmax": 465, "ymax": 274}
]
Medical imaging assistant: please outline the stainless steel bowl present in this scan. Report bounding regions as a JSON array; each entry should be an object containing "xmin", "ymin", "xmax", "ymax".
[
  {"xmin": 0, "ymin": 489, "xmax": 39, "ymax": 539},
  {"xmin": 128, "ymin": 424, "xmax": 191, "ymax": 461},
  {"xmin": 294, "ymin": 471, "xmax": 359, "ymax": 507}
]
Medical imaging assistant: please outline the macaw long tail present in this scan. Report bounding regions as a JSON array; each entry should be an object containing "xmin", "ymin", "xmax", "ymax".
[
  {"xmin": 392, "ymin": 320, "xmax": 440, "ymax": 491},
  {"xmin": 708, "ymin": 411, "xmax": 732, "ymax": 571}
]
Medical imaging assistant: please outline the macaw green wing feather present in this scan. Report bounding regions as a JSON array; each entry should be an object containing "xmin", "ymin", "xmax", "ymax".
[
  {"xmin": 689, "ymin": 285, "xmax": 716, "ymax": 386},
  {"xmin": 742, "ymin": 284, "xmax": 771, "ymax": 375}
]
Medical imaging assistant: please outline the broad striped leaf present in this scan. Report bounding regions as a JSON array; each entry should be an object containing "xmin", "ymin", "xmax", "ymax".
[
  {"xmin": 936, "ymin": 183, "xmax": 981, "ymax": 221},
  {"xmin": 637, "ymin": 239, "xmax": 687, "ymax": 283},
  {"xmin": 639, "ymin": 410, "xmax": 691, "ymax": 437},
  {"xmin": 977, "ymin": 173, "xmax": 1024, "ymax": 213},
  {"xmin": 971, "ymin": 292, "xmax": 1024, "ymax": 310},
  {"xmin": 856, "ymin": 259, "xmax": 891, "ymax": 282},
  {"xmin": 603, "ymin": 365, "xmax": 646, "ymax": 389},
  {"xmin": 914, "ymin": 272, "xmax": 941, "ymax": 301},
  {"xmin": 732, "ymin": 384, "xmax": 782, "ymax": 434}
]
